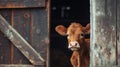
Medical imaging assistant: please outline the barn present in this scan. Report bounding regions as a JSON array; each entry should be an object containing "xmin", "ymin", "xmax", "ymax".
[
  {"xmin": 0, "ymin": 0, "xmax": 49, "ymax": 67},
  {"xmin": 0, "ymin": 0, "xmax": 120, "ymax": 67},
  {"xmin": 90, "ymin": 0, "xmax": 120, "ymax": 67}
]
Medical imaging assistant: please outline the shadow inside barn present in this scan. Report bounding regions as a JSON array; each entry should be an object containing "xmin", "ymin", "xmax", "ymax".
[{"xmin": 50, "ymin": 0, "xmax": 90, "ymax": 67}]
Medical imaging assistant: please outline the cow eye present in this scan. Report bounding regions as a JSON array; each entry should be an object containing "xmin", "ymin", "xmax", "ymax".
[
  {"xmin": 80, "ymin": 33, "xmax": 84, "ymax": 36},
  {"xmin": 79, "ymin": 33, "xmax": 84, "ymax": 38}
]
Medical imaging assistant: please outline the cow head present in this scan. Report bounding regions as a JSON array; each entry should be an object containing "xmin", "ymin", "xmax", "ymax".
[{"xmin": 55, "ymin": 22, "xmax": 90, "ymax": 51}]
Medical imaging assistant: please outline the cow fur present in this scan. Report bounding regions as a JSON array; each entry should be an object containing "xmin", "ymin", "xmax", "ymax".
[{"xmin": 55, "ymin": 22, "xmax": 90, "ymax": 67}]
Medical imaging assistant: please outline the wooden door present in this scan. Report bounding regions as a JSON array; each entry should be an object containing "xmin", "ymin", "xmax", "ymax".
[
  {"xmin": 0, "ymin": 0, "xmax": 49, "ymax": 67},
  {"xmin": 90, "ymin": 0, "xmax": 120, "ymax": 67}
]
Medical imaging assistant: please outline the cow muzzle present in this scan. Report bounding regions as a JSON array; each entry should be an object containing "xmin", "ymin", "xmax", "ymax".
[{"xmin": 68, "ymin": 41, "xmax": 80, "ymax": 51}]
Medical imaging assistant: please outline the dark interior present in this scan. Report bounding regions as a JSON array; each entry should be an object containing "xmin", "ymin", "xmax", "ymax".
[{"xmin": 50, "ymin": 0, "xmax": 90, "ymax": 67}]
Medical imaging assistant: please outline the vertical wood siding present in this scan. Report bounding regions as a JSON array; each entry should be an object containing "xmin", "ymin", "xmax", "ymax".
[
  {"xmin": 0, "ymin": 0, "xmax": 48, "ymax": 66},
  {"xmin": 90, "ymin": 0, "xmax": 117, "ymax": 67},
  {"xmin": 117, "ymin": 0, "xmax": 120, "ymax": 66},
  {"xmin": 12, "ymin": 9, "xmax": 32, "ymax": 64},
  {"xmin": 0, "ymin": 10, "xmax": 12, "ymax": 64}
]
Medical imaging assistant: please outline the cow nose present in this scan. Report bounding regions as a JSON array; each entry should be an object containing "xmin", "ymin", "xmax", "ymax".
[{"xmin": 68, "ymin": 41, "xmax": 80, "ymax": 49}]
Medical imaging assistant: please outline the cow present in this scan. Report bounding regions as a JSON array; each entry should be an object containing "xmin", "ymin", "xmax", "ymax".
[{"xmin": 55, "ymin": 22, "xmax": 90, "ymax": 67}]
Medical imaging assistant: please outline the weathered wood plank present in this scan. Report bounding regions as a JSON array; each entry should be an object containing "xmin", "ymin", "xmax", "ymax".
[
  {"xmin": 117, "ymin": 0, "xmax": 120, "ymax": 66},
  {"xmin": 0, "ymin": 64, "xmax": 45, "ymax": 67},
  {"xmin": 0, "ymin": 64, "xmax": 34, "ymax": 67},
  {"xmin": 98, "ymin": 66, "xmax": 120, "ymax": 67},
  {"xmin": 0, "ymin": 14, "xmax": 45, "ymax": 65},
  {"xmin": 0, "ymin": 10, "xmax": 11, "ymax": 64},
  {"xmin": 0, "ymin": 31, "xmax": 10, "ymax": 64},
  {"xmin": 47, "ymin": 1, "xmax": 50, "ymax": 67},
  {"xmin": 12, "ymin": 9, "xmax": 31, "ymax": 64},
  {"xmin": 31, "ymin": 9, "xmax": 48, "ymax": 60},
  {"xmin": 90, "ymin": 0, "xmax": 117, "ymax": 67},
  {"xmin": 0, "ymin": 0, "xmax": 45, "ymax": 8}
]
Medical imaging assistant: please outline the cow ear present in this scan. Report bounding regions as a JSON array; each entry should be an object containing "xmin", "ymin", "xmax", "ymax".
[
  {"xmin": 85, "ymin": 23, "xmax": 90, "ymax": 34},
  {"xmin": 55, "ymin": 25, "xmax": 67, "ymax": 36}
]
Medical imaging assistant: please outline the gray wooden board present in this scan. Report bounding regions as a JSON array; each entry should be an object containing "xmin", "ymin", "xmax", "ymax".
[
  {"xmin": 31, "ymin": 9, "xmax": 48, "ymax": 59},
  {"xmin": 0, "ymin": 10, "xmax": 11, "ymax": 64},
  {"xmin": 117, "ymin": 0, "xmax": 120, "ymax": 66},
  {"xmin": 0, "ymin": 64, "xmax": 45, "ymax": 67},
  {"xmin": 0, "ymin": 0, "xmax": 45, "ymax": 8},
  {"xmin": 90, "ymin": 0, "xmax": 117, "ymax": 67},
  {"xmin": 0, "ymin": 14, "xmax": 45, "ymax": 65},
  {"xmin": 13, "ymin": 9, "xmax": 31, "ymax": 64}
]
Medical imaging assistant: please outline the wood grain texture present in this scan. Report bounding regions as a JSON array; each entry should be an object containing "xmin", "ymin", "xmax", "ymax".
[
  {"xmin": 0, "ymin": 64, "xmax": 45, "ymax": 67},
  {"xmin": 0, "ymin": 10, "xmax": 11, "ymax": 64},
  {"xmin": 0, "ymin": 8, "xmax": 48, "ymax": 67},
  {"xmin": 12, "ymin": 9, "xmax": 31, "ymax": 64},
  {"xmin": 117, "ymin": 0, "xmax": 120, "ymax": 66},
  {"xmin": 0, "ymin": 0, "xmax": 45, "ymax": 8},
  {"xmin": 98, "ymin": 66, "xmax": 120, "ymax": 67},
  {"xmin": 0, "ymin": 14, "xmax": 45, "ymax": 65},
  {"xmin": 0, "ymin": 64, "xmax": 34, "ymax": 67},
  {"xmin": 0, "ymin": 0, "xmax": 48, "ymax": 66},
  {"xmin": 90, "ymin": 0, "xmax": 117, "ymax": 67},
  {"xmin": 31, "ymin": 9, "xmax": 48, "ymax": 60}
]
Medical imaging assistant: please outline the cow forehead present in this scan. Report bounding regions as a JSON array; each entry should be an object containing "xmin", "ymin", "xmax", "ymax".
[
  {"xmin": 67, "ymin": 23, "xmax": 83, "ymax": 35},
  {"xmin": 69, "ymin": 23, "xmax": 82, "ymax": 28}
]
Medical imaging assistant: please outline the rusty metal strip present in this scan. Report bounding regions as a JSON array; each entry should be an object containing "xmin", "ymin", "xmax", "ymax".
[{"xmin": 0, "ymin": 14, "xmax": 45, "ymax": 65}]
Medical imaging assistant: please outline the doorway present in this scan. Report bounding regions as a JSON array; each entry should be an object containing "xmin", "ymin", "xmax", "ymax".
[{"xmin": 50, "ymin": 0, "xmax": 90, "ymax": 67}]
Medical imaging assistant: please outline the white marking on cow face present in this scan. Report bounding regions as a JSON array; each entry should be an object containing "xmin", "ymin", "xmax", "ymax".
[
  {"xmin": 66, "ymin": 22, "xmax": 84, "ymax": 51},
  {"xmin": 68, "ymin": 41, "xmax": 80, "ymax": 51}
]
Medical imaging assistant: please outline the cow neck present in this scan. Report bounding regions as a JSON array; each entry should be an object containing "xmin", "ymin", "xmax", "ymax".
[{"xmin": 78, "ymin": 37, "xmax": 89, "ymax": 55}]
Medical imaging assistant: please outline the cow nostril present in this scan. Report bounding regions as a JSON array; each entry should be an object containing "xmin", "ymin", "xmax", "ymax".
[{"xmin": 75, "ymin": 43, "xmax": 77, "ymax": 46}]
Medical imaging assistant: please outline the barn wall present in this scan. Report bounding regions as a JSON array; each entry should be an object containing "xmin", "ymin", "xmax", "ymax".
[
  {"xmin": 0, "ymin": 0, "xmax": 49, "ymax": 67},
  {"xmin": 0, "ymin": 9, "xmax": 48, "ymax": 64},
  {"xmin": 90, "ymin": 0, "xmax": 117, "ymax": 67},
  {"xmin": 117, "ymin": 0, "xmax": 120, "ymax": 66},
  {"xmin": 0, "ymin": 0, "xmax": 45, "ymax": 8}
]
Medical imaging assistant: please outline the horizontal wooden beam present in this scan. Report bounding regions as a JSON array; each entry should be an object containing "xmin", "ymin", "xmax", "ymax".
[
  {"xmin": 0, "ymin": 64, "xmax": 34, "ymax": 67},
  {"xmin": 0, "ymin": 15, "xmax": 45, "ymax": 65},
  {"xmin": 0, "ymin": 64, "xmax": 44, "ymax": 67},
  {"xmin": 97, "ymin": 65, "xmax": 120, "ymax": 67},
  {"xmin": 0, "ymin": 0, "xmax": 45, "ymax": 8}
]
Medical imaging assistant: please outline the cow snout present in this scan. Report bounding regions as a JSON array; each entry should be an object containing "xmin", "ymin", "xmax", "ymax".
[{"xmin": 68, "ymin": 41, "xmax": 80, "ymax": 50}]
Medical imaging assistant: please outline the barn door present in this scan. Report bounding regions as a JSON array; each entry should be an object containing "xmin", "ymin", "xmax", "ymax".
[
  {"xmin": 90, "ymin": 0, "xmax": 120, "ymax": 67},
  {"xmin": 0, "ymin": 0, "xmax": 49, "ymax": 67}
]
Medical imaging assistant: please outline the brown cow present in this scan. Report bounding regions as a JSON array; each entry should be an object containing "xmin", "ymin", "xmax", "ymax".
[{"xmin": 55, "ymin": 22, "xmax": 90, "ymax": 67}]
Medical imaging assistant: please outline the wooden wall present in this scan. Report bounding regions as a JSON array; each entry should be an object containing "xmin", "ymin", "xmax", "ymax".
[
  {"xmin": 0, "ymin": 0, "xmax": 49, "ymax": 67},
  {"xmin": 90, "ymin": 0, "xmax": 120, "ymax": 67}
]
